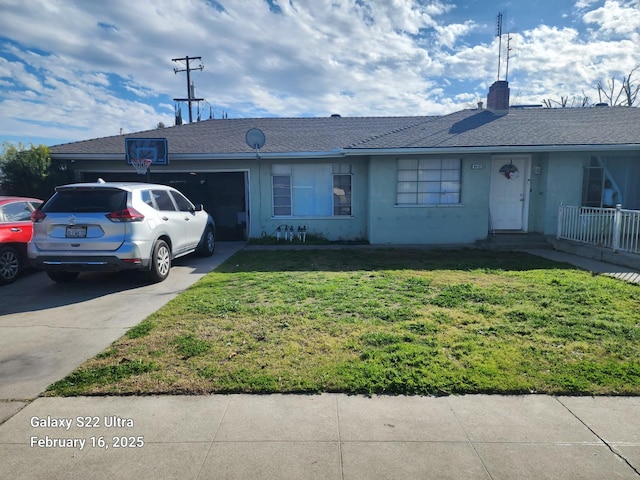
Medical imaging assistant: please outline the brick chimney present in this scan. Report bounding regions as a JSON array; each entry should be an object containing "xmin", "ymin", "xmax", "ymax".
[{"xmin": 486, "ymin": 80, "xmax": 510, "ymax": 112}]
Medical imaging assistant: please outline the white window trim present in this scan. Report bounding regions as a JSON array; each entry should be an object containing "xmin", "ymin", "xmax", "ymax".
[
  {"xmin": 396, "ymin": 157, "xmax": 462, "ymax": 206},
  {"xmin": 332, "ymin": 172, "xmax": 353, "ymax": 217},
  {"xmin": 271, "ymin": 163, "xmax": 353, "ymax": 218}
]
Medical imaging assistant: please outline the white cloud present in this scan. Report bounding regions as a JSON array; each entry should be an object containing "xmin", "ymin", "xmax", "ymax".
[
  {"xmin": 575, "ymin": 0, "xmax": 601, "ymax": 7},
  {"xmin": 0, "ymin": 0, "xmax": 639, "ymax": 146},
  {"xmin": 435, "ymin": 21, "xmax": 477, "ymax": 49},
  {"xmin": 582, "ymin": 0, "xmax": 640, "ymax": 36}
]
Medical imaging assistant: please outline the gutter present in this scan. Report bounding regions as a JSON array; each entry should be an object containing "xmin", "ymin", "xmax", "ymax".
[
  {"xmin": 343, "ymin": 144, "xmax": 640, "ymax": 156},
  {"xmin": 170, "ymin": 150, "xmax": 346, "ymax": 160},
  {"xmin": 50, "ymin": 150, "xmax": 347, "ymax": 161},
  {"xmin": 50, "ymin": 144, "xmax": 640, "ymax": 162}
]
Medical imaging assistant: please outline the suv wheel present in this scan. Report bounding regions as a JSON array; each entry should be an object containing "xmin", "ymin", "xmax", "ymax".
[
  {"xmin": 47, "ymin": 271, "xmax": 80, "ymax": 283},
  {"xmin": 197, "ymin": 227, "xmax": 215, "ymax": 257},
  {"xmin": 0, "ymin": 246, "xmax": 21, "ymax": 285},
  {"xmin": 146, "ymin": 239, "xmax": 171, "ymax": 283}
]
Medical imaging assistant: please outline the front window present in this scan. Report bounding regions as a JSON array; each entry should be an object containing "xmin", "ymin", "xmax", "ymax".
[
  {"xmin": 333, "ymin": 164, "xmax": 352, "ymax": 216},
  {"xmin": 581, "ymin": 156, "xmax": 640, "ymax": 209},
  {"xmin": 397, "ymin": 158, "xmax": 461, "ymax": 205},
  {"xmin": 272, "ymin": 164, "xmax": 352, "ymax": 217},
  {"xmin": 272, "ymin": 166, "xmax": 292, "ymax": 216}
]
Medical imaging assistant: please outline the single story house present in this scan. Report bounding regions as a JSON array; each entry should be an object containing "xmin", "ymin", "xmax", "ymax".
[{"xmin": 49, "ymin": 81, "xmax": 640, "ymax": 244}]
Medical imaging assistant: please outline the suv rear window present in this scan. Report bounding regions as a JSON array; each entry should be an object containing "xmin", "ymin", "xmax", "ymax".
[{"xmin": 43, "ymin": 189, "xmax": 128, "ymax": 213}]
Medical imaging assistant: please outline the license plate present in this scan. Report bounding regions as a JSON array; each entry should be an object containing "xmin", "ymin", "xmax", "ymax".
[{"xmin": 65, "ymin": 226, "xmax": 87, "ymax": 238}]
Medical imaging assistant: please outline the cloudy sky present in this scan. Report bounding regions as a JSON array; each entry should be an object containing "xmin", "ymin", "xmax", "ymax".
[{"xmin": 1, "ymin": 0, "xmax": 639, "ymax": 147}]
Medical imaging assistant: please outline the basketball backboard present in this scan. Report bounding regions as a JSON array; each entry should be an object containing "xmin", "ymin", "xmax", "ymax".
[{"xmin": 125, "ymin": 138, "xmax": 168, "ymax": 166}]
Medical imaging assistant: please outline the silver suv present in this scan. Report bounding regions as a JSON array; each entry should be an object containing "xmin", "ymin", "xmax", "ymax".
[{"xmin": 28, "ymin": 182, "xmax": 215, "ymax": 283}]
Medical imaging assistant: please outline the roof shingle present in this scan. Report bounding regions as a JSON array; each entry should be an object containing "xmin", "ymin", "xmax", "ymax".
[{"xmin": 49, "ymin": 107, "xmax": 640, "ymax": 157}]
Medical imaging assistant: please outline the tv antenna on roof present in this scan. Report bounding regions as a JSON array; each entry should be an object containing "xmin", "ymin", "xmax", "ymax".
[
  {"xmin": 505, "ymin": 33, "xmax": 513, "ymax": 81},
  {"xmin": 245, "ymin": 128, "xmax": 266, "ymax": 159},
  {"xmin": 495, "ymin": 12, "xmax": 514, "ymax": 82},
  {"xmin": 496, "ymin": 12, "xmax": 503, "ymax": 81}
]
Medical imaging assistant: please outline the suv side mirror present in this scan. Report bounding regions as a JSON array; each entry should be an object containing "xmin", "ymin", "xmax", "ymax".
[{"xmin": 193, "ymin": 204, "xmax": 204, "ymax": 212}]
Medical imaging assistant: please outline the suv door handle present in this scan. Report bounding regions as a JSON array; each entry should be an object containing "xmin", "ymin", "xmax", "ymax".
[
  {"xmin": 10, "ymin": 227, "xmax": 21, "ymax": 232},
  {"xmin": 161, "ymin": 216, "xmax": 169, "ymax": 221}
]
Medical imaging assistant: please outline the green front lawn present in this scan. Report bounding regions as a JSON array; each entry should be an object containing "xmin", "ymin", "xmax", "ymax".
[{"xmin": 47, "ymin": 248, "xmax": 640, "ymax": 396}]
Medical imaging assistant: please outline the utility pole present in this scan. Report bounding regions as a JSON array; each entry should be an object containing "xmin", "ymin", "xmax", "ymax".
[{"xmin": 172, "ymin": 56, "xmax": 204, "ymax": 123}]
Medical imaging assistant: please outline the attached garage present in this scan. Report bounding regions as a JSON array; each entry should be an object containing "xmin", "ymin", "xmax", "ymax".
[{"xmin": 78, "ymin": 170, "xmax": 248, "ymax": 241}]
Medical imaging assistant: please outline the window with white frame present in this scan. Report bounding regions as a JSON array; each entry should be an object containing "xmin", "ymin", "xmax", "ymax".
[
  {"xmin": 333, "ymin": 164, "xmax": 352, "ymax": 216},
  {"xmin": 272, "ymin": 168, "xmax": 292, "ymax": 216},
  {"xmin": 396, "ymin": 158, "xmax": 461, "ymax": 205},
  {"xmin": 272, "ymin": 163, "xmax": 352, "ymax": 217}
]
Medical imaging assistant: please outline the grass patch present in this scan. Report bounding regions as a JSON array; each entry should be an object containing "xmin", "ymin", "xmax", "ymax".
[
  {"xmin": 48, "ymin": 360, "xmax": 157, "ymax": 396},
  {"xmin": 126, "ymin": 319, "xmax": 156, "ymax": 339},
  {"xmin": 172, "ymin": 334, "xmax": 212, "ymax": 358},
  {"xmin": 45, "ymin": 248, "xmax": 640, "ymax": 396}
]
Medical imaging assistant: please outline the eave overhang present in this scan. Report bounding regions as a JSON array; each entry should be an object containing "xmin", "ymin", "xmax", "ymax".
[
  {"xmin": 49, "ymin": 143, "xmax": 640, "ymax": 162},
  {"xmin": 50, "ymin": 150, "xmax": 347, "ymax": 161},
  {"xmin": 343, "ymin": 144, "xmax": 640, "ymax": 156}
]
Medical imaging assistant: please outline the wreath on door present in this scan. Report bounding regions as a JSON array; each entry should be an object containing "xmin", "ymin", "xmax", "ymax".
[{"xmin": 499, "ymin": 163, "xmax": 519, "ymax": 180}]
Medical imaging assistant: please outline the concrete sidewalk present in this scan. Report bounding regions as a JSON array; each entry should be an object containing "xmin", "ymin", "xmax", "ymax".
[
  {"xmin": 524, "ymin": 248, "xmax": 640, "ymax": 285},
  {"xmin": 1, "ymin": 394, "xmax": 639, "ymax": 479}
]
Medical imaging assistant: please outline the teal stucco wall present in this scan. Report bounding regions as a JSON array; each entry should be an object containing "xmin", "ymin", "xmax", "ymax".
[
  {"xmin": 367, "ymin": 155, "xmax": 491, "ymax": 244},
  {"xmin": 541, "ymin": 152, "xmax": 587, "ymax": 235},
  {"xmin": 249, "ymin": 158, "xmax": 369, "ymax": 241}
]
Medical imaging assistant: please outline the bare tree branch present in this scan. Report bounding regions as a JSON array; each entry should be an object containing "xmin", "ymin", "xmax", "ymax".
[
  {"xmin": 621, "ymin": 66, "xmax": 640, "ymax": 106},
  {"xmin": 543, "ymin": 68, "xmax": 638, "ymax": 108},
  {"xmin": 595, "ymin": 66, "xmax": 640, "ymax": 106}
]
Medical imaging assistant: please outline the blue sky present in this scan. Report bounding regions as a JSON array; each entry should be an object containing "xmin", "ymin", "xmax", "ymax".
[{"xmin": 1, "ymin": 0, "xmax": 639, "ymax": 148}]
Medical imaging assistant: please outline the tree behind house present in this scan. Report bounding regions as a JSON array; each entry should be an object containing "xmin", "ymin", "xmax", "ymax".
[
  {"xmin": 0, "ymin": 142, "xmax": 73, "ymax": 199},
  {"xmin": 596, "ymin": 66, "xmax": 640, "ymax": 107},
  {"xmin": 543, "ymin": 67, "xmax": 640, "ymax": 108}
]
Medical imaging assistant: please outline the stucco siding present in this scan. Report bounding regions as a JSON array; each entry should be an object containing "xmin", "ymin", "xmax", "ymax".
[
  {"xmin": 250, "ymin": 158, "xmax": 369, "ymax": 241},
  {"xmin": 367, "ymin": 155, "xmax": 490, "ymax": 244},
  {"xmin": 542, "ymin": 153, "xmax": 587, "ymax": 234},
  {"xmin": 527, "ymin": 154, "xmax": 549, "ymax": 233}
]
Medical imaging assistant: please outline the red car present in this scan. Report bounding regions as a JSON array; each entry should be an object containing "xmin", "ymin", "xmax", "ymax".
[{"xmin": 0, "ymin": 196, "xmax": 43, "ymax": 284}]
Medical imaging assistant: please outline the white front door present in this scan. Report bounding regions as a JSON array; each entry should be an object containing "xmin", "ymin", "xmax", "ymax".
[{"xmin": 490, "ymin": 156, "xmax": 530, "ymax": 231}]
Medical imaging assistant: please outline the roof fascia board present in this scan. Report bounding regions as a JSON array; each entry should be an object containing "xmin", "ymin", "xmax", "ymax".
[
  {"xmin": 344, "ymin": 144, "xmax": 640, "ymax": 156},
  {"xmin": 50, "ymin": 144, "xmax": 640, "ymax": 162},
  {"xmin": 170, "ymin": 151, "xmax": 346, "ymax": 160},
  {"xmin": 50, "ymin": 153, "xmax": 123, "ymax": 161},
  {"xmin": 50, "ymin": 151, "xmax": 347, "ymax": 161}
]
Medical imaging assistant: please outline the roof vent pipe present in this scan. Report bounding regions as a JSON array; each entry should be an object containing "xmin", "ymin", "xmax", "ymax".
[{"xmin": 477, "ymin": 101, "xmax": 483, "ymax": 110}]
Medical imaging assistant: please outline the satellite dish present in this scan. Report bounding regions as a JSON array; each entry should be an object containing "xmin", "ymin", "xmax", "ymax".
[{"xmin": 245, "ymin": 128, "xmax": 266, "ymax": 150}]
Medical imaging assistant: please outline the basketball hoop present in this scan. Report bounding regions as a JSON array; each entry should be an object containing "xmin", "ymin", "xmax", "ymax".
[{"xmin": 131, "ymin": 158, "xmax": 152, "ymax": 175}]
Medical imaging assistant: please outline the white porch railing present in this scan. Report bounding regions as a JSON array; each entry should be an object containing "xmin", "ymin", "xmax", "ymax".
[{"xmin": 557, "ymin": 205, "xmax": 640, "ymax": 255}]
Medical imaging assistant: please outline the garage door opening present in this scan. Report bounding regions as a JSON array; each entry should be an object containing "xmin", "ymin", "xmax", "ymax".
[{"xmin": 81, "ymin": 171, "xmax": 248, "ymax": 241}]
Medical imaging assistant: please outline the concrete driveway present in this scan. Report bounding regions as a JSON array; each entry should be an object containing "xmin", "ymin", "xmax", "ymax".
[{"xmin": 0, "ymin": 242, "xmax": 245, "ymax": 401}]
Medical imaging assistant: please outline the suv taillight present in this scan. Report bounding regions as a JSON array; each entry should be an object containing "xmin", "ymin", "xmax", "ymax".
[
  {"xmin": 31, "ymin": 209, "xmax": 47, "ymax": 223},
  {"xmin": 106, "ymin": 208, "xmax": 145, "ymax": 222}
]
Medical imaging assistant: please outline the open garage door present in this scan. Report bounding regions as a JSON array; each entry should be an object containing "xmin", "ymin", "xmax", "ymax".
[{"xmin": 82, "ymin": 171, "xmax": 248, "ymax": 240}]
